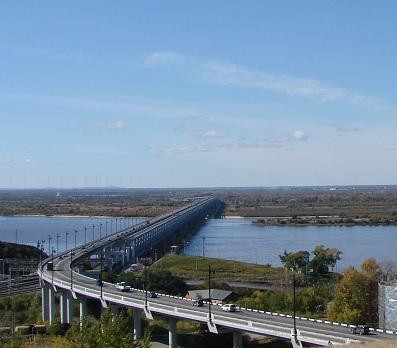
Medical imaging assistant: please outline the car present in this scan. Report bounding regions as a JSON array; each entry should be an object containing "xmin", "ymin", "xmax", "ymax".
[
  {"xmin": 193, "ymin": 299, "xmax": 204, "ymax": 307},
  {"xmin": 59, "ymin": 255, "xmax": 63, "ymax": 260},
  {"xmin": 149, "ymin": 292, "xmax": 157, "ymax": 298},
  {"xmin": 115, "ymin": 282, "xmax": 131, "ymax": 292},
  {"xmin": 350, "ymin": 325, "xmax": 369, "ymax": 335},
  {"xmin": 96, "ymin": 279, "xmax": 103, "ymax": 286},
  {"xmin": 82, "ymin": 245, "xmax": 86, "ymax": 249},
  {"xmin": 221, "ymin": 304, "xmax": 236, "ymax": 312}
]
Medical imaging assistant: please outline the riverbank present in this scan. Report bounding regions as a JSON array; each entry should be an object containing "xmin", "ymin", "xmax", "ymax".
[{"xmin": 252, "ymin": 215, "xmax": 397, "ymax": 226}]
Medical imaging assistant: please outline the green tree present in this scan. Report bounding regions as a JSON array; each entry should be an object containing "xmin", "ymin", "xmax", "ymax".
[
  {"xmin": 279, "ymin": 250, "xmax": 310, "ymax": 271},
  {"xmin": 310, "ymin": 245, "xmax": 342, "ymax": 275}
]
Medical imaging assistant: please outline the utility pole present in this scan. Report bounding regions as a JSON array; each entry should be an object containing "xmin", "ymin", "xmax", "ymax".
[
  {"xmin": 51, "ymin": 247, "xmax": 55, "ymax": 284},
  {"xmin": 100, "ymin": 251, "xmax": 103, "ymax": 298},
  {"xmin": 70, "ymin": 250, "xmax": 73, "ymax": 291},
  {"xmin": 84, "ymin": 227, "xmax": 87, "ymax": 244},
  {"xmin": 202, "ymin": 237, "xmax": 206, "ymax": 258}
]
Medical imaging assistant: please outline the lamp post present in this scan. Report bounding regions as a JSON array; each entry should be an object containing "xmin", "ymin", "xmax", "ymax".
[
  {"xmin": 51, "ymin": 247, "xmax": 55, "ymax": 284},
  {"xmin": 115, "ymin": 218, "xmax": 118, "ymax": 232},
  {"xmin": 48, "ymin": 235, "xmax": 52, "ymax": 256},
  {"xmin": 92, "ymin": 225, "xmax": 95, "ymax": 241},
  {"xmin": 70, "ymin": 250, "xmax": 73, "ymax": 291},
  {"xmin": 74, "ymin": 230, "xmax": 78, "ymax": 248},
  {"xmin": 99, "ymin": 223, "xmax": 102, "ymax": 239},
  {"xmin": 56, "ymin": 234, "xmax": 60, "ymax": 253},
  {"xmin": 208, "ymin": 265, "xmax": 215, "ymax": 322},
  {"xmin": 100, "ymin": 251, "xmax": 103, "ymax": 298},
  {"xmin": 110, "ymin": 220, "xmax": 113, "ymax": 234},
  {"xmin": 84, "ymin": 227, "xmax": 87, "ymax": 244},
  {"xmin": 293, "ymin": 272, "xmax": 297, "ymax": 337},
  {"xmin": 202, "ymin": 237, "xmax": 206, "ymax": 258},
  {"xmin": 65, "ymin": 231, "xmax": 69, "ymax": 251},
  {"xmin": 105, "ymin": 221, "xmax": 108, "ymax": 236}
]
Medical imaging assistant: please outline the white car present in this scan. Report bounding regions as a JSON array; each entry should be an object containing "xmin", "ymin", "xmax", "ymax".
[
  {"xmin": 221, "ymin": 304, "xmax": 236, "ymax": 312},
  {"xmin": 115, "ymin": 282, "xmax": 131, "ymax": 292}
]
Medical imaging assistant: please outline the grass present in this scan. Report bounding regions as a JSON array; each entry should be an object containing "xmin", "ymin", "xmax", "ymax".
[{"xmin": 150, "ymin": 254, "xmax": 284, "ymax": 282}]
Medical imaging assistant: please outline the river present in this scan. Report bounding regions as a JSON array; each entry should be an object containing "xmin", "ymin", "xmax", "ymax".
[
  {"xmin": 185, "ymin": 217, "xmax": 397, "ymax": 271},
  {"xmin": 1, "ymin": 215, "xmax": 396, "ymax": 271}
]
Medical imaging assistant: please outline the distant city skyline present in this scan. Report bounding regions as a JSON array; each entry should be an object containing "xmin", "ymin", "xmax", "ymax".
[{"xmin": 1, "ymin": 1, "xmax": 396, "ymax": 188}]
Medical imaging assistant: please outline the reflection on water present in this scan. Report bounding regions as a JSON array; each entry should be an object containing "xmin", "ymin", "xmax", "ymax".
[{"xmin": 186, "ymin": 218, "xmax": 397, "ymax": 271}]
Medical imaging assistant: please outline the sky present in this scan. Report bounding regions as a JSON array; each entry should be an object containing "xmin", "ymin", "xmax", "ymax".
[{"xmin": 0, "ymin": 1, "xmax": 396, "ymax": 188}]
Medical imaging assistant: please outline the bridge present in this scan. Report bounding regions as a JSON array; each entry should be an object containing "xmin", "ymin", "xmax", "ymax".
[{"xmin": 38, "ymin": 197, "xmax": 395, "ymax": 348}]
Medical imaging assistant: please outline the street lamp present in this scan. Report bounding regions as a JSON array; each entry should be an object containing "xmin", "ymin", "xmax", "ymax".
[
  {"xmin": 74, "ymin": 230, "xmax": 78, "ymax": 248},
  {"xmin": 84, "ymin": 227, "xmax": 87, "ymax": 244},
  {"xmin": 208, "ymin": 265, "xmax": 215, "ymax": 322},
  {"xmin": 99, "ymin": 223, "xmax": 102, "ymax": 239},
  {"xmin": 51, "ymin": 247, "xmax": 55, "ymax": 284},
  {"xmin": 202, "ymin": 237, "xmax": 206, "ymax": 258},
  {"xmin": 105, "ymin": 221, "xmax": 108, "ymax": 236},
  {"xmin": 115, "ymin": 218, "xmax": 118, "ymax": 232},
  {"xmin": 48, "ymin": 235, "xmax": 52, "ymax": 255},
  {"xmin": 100, "ymin": 251, "xmax": 104, "ymax": 298},
  {"xmin": 110, "ymin": 220, "xmax": 113, "ymax": 234},
  {"xmin": 56, "ymin": 234, "xmax": 60, "ymax": 253},
  {"xmin": 65, "ymin": 231, "xmax": 69, "ymax": 251},
  {"xmin": 292, "ymin": 272, "xmax": 297, "ymax": 337},
  {"xmin": 92, "ymin": 225, "xmax": 95, "ymax": 241},
  {"xmin": 70, "ymin": 250, "xmax": 73, "ymax": 291}
]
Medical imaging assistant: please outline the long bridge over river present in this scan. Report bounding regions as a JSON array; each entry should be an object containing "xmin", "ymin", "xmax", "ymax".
[{"xmin": 38, "ymin": 196, "xmax": 396, "ymax": 347}]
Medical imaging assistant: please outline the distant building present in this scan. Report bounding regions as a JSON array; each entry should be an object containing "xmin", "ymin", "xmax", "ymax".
[
  {"xmin": 186, "ymin": 289, "xmax": 237, "ymax": 305},
  {"xmin": 379, "ymin": 282, "xmax": 397, "ymax": 330}
]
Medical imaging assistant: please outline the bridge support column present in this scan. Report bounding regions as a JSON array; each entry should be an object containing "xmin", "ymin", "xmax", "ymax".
[
  {"xmin": 60, "ymin": 291, "xmax": 68, "ymax": 324},
  {"xmin": 48, "ymin": 285, "xmax": 55, "ymax": 325},
  {"xmin": 168, "ymin": 317, "xmax": 177, "ymax": 348},
  {"xmin": 41, "ymin": 282, "xmax": 49, "ymax": 322},
  {"xmin": 290, "ymin": 329, "xmax": 303, "ymax": 348},
  {"xmin": 79, "ymin": 297, "xmax": 87, "ymax": 329},
  {"xmin": 233, "ymin": 331, "xmax": 242, "ymax": 348},
  {"xmin": 133, "ymin": 308, "xmax": 142, "ymax": 340}
]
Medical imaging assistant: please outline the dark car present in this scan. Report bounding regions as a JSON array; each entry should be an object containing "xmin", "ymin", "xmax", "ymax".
[
  {"xmin": 149, "ymin": 292, "xmax": 157, "ymax": 298},
  {"xmin": 96, "ymin": 279, "xmax": 103, "ymax": 286},
  {"xmin": 350, "ymin": 325, "xmax": 369, "ymax": 335},
  {"xmin": 193, "ymin": 299, "xmax": 204, "ymax": 307}
]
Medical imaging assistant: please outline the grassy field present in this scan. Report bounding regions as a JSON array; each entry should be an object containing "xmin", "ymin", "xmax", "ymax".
[{"xmin": 150, "ymin": 254, "xmax": 284, "ymax": 282}]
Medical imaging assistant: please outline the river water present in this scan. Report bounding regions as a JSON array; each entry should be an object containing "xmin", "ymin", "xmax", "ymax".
[
  {"xmin": 0, "ymin": 215, "xmax": 145, "ymax": 254},
  {"xmin": 185, "ymin": 217, "xmax": 397, "ymax": 271},
  {"xmin": 1, "ymin": 215, "xmax": 396, "ymax": 271}
]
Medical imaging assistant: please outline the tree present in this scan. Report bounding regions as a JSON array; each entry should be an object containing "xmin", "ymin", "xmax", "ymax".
[
  {"xmin": 310, "ymin": 245, "xmax": 342, "ymax": 275},
  {"xmin": 328, "ymin": 258, "xmax": 380, "ymax": 326},
  {"xmin": 279, "ymin": 250, "xmax": 310, "ymax": 271}
]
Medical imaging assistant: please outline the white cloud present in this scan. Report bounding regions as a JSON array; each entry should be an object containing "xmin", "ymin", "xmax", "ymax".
[
  {"xmin": 201, "ymin": 130, "xmax": 224, "ymax": 139},
  {"xmin": 145, "ymin": 51, "xmax": 384, "ymax": 108},
  {"xmin": 24, "ymin": 158, "xmax": 32, "ymax": 163},
  {"xmin": 106, "ymin": 120, "xmax": 128, "ymax": 130},
  {"xmin": 144, "ymin": 52, "xmax": 187, "ymax": 67},
  {"xmin": 1, "ymin": 158, "xmax": 12, "ymax": 163},
  {"xmin": 291, "ymin": 130, "xmax": 308, "ymax": 141}
]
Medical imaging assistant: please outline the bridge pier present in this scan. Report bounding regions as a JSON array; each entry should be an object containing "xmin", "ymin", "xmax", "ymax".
[
  {"xmin": 41, "ymin": 282, "xmax": 49, "ymax": 322},
  {"xmin": 79, "ymin": 297, "xmax": 87, "ymax": 329},
  {"xmin": 168, "ymin": 317, "xmax": 177, "ymax": 348},
  {"xmin": 133, "ymin": 308, "xmax": 142, "ymax": 340},
  {"xmin": 60, "ymin": 291, "xmax": 73, "ymax": 324},
  {"xmin": 233, "ymin": 331, "xmax": 242, "ymax": 348},
  {"xmin": 48, "ymin": 285, "xmax": 55, "ymax": 325}
]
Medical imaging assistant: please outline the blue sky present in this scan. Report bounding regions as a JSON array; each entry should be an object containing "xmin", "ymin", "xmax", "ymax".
[{"xmin": 1, "ymin": 1, "xmax": 396, "ymax": 188}]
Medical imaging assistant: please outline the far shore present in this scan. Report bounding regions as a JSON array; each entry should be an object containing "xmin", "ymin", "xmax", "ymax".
[{"xmin": 0, "ymin": 214, "xmax": 146, "ymax": 219}]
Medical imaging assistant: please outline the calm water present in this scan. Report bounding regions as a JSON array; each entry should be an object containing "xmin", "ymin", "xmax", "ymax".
[
  {"xmin": 186, "ymin": 218, "xmax": 397, "ymax": 271},
  {"xmin": 0, "ymin": 216, "xmax": 145, "ymax": 254}
]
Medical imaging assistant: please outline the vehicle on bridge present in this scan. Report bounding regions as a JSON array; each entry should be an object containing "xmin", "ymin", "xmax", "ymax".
[
  {"xmin": 115, "ymin": 282, "xmax": 131, "ymax": 292},
  {"xmin": 221, "ymin": 304, "xmax": 236, "ymax": 312},
  {"xmin": 350, "ymin": 325, "xmax": 369, "ymax": 335},
  {"xmin": 193, "ymin": 299, "xmax": 204, "ymax": 307},
  {"xmin": 149, "ymin": 291, "xmax": 157, "ymax": 298}
]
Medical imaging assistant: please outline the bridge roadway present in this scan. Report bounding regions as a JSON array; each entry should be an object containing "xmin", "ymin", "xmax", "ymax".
[{"xmin": 38, "ymin": 197, "xmax": 395, "ymax": 348}]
